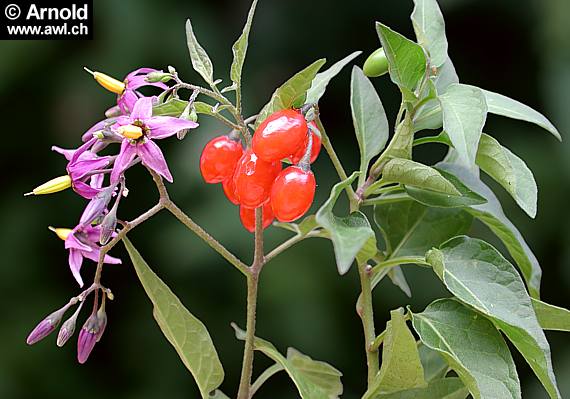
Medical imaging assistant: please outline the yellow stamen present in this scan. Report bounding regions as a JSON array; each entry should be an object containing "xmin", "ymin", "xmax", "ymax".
[
  {"xmin": 84, "ymin": 67, "xmax": 125, "ymax": 94},
  {"xmin": 26, "ymin": 175, "xmax": 72, "ymax": 196},
  {"xmin": 117, "ymin": 124, "xmax": 143, "ymax": 140},
  {"xmin": 48, "ymin": 226, "xmax": 73, "ymax": 241}
]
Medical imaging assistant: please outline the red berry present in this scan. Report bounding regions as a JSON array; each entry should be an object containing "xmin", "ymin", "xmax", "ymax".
[
  {"xmin": 233, "ymin": 150, "xmax": 282, "ymax": 208},
  {"xmin": 200, "ymin": 135, "xmax": 243, "ymax": 183},
  {"xmin": 239, "ymin": 203, "xmax": 274, "ymax": 233},
  {"xmin": 252, "ymin": 109, "xmax": 308, "ymax": 162},
  {"xmin": 290, "ymin": 121, "xmax": 321, "ymax": 164},
  {"xmin": 271, "ymin": 166, "xmax": 316, "ymax": 222},
  {"xmin": 222, "ymin": 178, "xmax": 239, "ymax": 205}
]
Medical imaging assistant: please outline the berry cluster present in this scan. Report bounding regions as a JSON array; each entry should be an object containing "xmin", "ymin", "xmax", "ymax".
[{"xmin": 200, "ymin": 108, "xmax": 321, "ymax": 232}]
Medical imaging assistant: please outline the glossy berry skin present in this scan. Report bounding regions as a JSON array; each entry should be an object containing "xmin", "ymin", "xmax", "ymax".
[
  {"xmin": 222, "ymin": 178, "xmax": 239, "ymax": 205},
  {"xmin": 200, "ymin": 136, "xmax": 243, "ymax": 183},
  {"xmin": 233, "ymin": 150, "xmax": 282, "ymax": 208},
  {"xmin": 271, "ymin": 166, "xmax": 316, "ymax": 222},
  {"xmin": 290, "ymin": 122, "xmax": 321, "ymax": 164},
  {"xmin": 252, "ymin": 109, "xmax": 308, "ymax": 162},
  {"xmin": 239, "ymin": 203, "xmax": 274, "ymax": 233}
]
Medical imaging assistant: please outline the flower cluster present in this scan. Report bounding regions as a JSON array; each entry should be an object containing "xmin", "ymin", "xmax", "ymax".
[
  {"xmin": 200, "ymin": 108, "xmax": 321, "ymax": 232},
  {"xmin": 25, "ymin": 67, "xmax": 198, "ymax": 362}
]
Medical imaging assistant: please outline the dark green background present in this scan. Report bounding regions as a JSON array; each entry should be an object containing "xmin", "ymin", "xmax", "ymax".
[{"xmin": 1, "ymin": 0, "xmax": 568, "ymax": 398}]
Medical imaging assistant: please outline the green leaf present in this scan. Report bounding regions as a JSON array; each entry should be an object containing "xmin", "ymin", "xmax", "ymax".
[
  {"xmin": 232, "ymin": 324, "xmax": 343, "ymax": 398},
  {"xmin": 153, "ymin": 98, "xmax": 187, "ymax": 117},
  {"xmin": 411, "ymin": 0, "xmax": 448, "ymax": 67},
  {"xmin": 230, "ymin": 0, "xmax": 258, "ymax": 89},
  {"xmin": 532, "ymin": 299, "xmax": 570, "ymax": 332},
  {"xmin": 209, "ymin": 391, "xmax": 230, "ymax": 399},
  {"xmin": 316, "ymin": 172, "xmax": 376, "ymax": 274},
  {"xmin": 418, "ymin": 343, "xmax": 449, "ymax": 382},
  {"xmin": 476, "ymin": 133, "xmax": 537, "ymax": 218},
  {"xmin": 373, "ymin": 378, "xmax": 469, "ymax": 399},
  {"xmin": 411, "ymin": 298, "xmax": 521, "ymax": 399},
  {"xmin": 413, "ymin": 57, "xmax": 458, "ymax": 132},
  {"xmin": 306, "ymin": 51, "xmax": 362, "ymax": 105},
  {"xmin": 256, "ymin": 59, "xmax": 326, "ymax": 126},
  {"xmin": 388, "ymin": 266, "xmax": 412, "ymax": 297},
  {"xmin": 405, "ymin": 168, "xmax": 487, "ymax": 208},
  {"xmin": 287, "ymin": 348, "xmax": 343, "ymax": 396},
  {"xmin": 364, "ymin": 309, "xmax": 427, "ymax": 398},
  {"xmin": 382, "ymin": 158, "xmax": 460, "ymax": 195},
  {"xmin": 371, "ymin": 114, "xmax": 415, "ymax": 172},
  {"xmin": 427, "ymin": 236, "xmax": 560, "ymax": 398},
  {"xmin": 413, "ymin": 131, "xmax": 452, "ymax": 147},
  {"xmin": 185, "ymin": 19, "xmax": 215, "ymax": 85},
  {"xmin": 351, "ymin": 66, "xmax": 390, "ymax": 185},
  {"xmin": 482, "ymin": 89, "xmax": 561, "ymax": 141},
  {"xmin": 439, "ymin": 84, "xmax": 487, "ymax": 167},
  {"xmin": 376, "ymin": 22, "xmax": 427, "ymax": 91},
  {"xmin": 374, "ymin": 199, "xmax": 472, "ymax": 258},
  {"xmin": 123, "ymin": 237, "xmax": 224, "ymax": 398},
  {"xmin": 437, "ymin": 162, "xmax": 542, "ymax": 298}
]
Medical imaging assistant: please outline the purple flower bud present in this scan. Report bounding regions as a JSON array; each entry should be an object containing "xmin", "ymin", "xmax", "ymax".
[
  {"xmin": 79, "ymin": 185, "xmax": 116, "ymax": 226},
  {"xmin": 105, "ymin": 105, "xmax": 122, "ymax": 118},
  {"xmin": 77, "ymin": 309, "xmax": 107, "ymax": 364},
  {"xmin": 57, "ymin": 304, "xmax": 83, "ymax": 347},
  {"xmin": 26, "ymin": 307, "xmax": 66, "ymax": 345},
  {"xmin": 99, "ymin": 206, "xmax": 118, "ymax": 245}
]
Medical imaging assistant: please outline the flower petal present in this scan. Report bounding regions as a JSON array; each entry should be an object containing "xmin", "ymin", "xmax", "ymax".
[
  {"xmin": 68, "ymin": 156, "xmax": 111, "ymax": 181},
  {"xmin": 146, "ymin": 116, "xmax": 198, "ymax": 139},
  {"xmin": 110, "ymin": 140, "xmax": 138, "ymax": 184},
  {"xmin": 51, "ymin": 146, "xmax": 76, "ymax": 161},
  {"xmin": 118, "ymin": 90, "xmax": 139, "ymax": 114},
  {"xmin": 138, "ymin": 140, "xmax": 173, "ymax": 182},
  {"xmin": 68, "ymin": 249, "xmax": 84, "ymax": 287},
  {"xmin": 128, "ymin": 75, "xmax": 168, "ymax": 91},
  {"xmin": 72, "ymin": 181, "xmax": 101, "ymax": 199},
  {"xmin": 130, "ymin": 96, "xmax": 153, "ymax": 121},
  {"xmin": 81, "ymin": 119, "xmax": 115, "ymax": 143}
]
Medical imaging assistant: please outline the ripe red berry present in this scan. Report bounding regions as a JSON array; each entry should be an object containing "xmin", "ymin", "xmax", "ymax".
[
  {"xmin": 222, "ymin": 178, "xmax": 239, "ymax": 205},
  {"xmin": 271, "ymin": 166, "xmax": 316, "ymax": 222},
  {"xmin": 239, "ymin": 203, "xmax": 274, "ymax": 233},
  {"xmin": 290, "ymin": 121, "xmax": 321, "ymax": 164},
  {"xmin": 200, "ymin": 135, "xmax": 243, "ymax": 183},
  {"xmin": 233, "ymin": 149, "xmax": 282, "ymax": 208},
  {"xmin": 252, "ymin": 109, "xmax": 308, "ymax": 162}
]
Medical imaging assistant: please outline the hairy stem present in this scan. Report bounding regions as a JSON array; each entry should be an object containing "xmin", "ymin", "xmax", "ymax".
[
  {"xmin": 164, "ymin": 200, "xmax": 249, "ymax": 276},
  {"xmin": 264, "ymin": 230, "xmax": 320, "ymax": 264},
  {"xmin": 94, "ymin": 203, "xmax": 164, "ymax": 285},
  {"xmin": 237, "ymin": 208, "xmax": 265, "ymax": 399},
  {"xmin": 357, "ymin": 262, "xmax": 379, "ymax": 386}
]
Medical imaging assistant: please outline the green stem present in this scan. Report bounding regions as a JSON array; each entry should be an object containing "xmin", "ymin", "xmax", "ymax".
[
  {"xmin": 237, "ymin": 272, "xmax": 259, "ymax": 399},
  {"xmin": 264, "ymin": 230, "xmax": 320, "ymax": 264},
  {"xmin": 361, "ymin": 193, "xmax": 410, "ymax": 207},
  {"xmin": 164, "ymin": 201, "xmax": 249, "ymax": 276},
  {"xmin": 250, "ymin": 363, "xmax": 284, "ymax": 397},
  {"xmin": 237, "ymin": 208, "xmax": 265, "ymax": 399},
  {"xmin": 357, "ymin": 262, "xmax": 379, "ymax": 386},
  {"xmin": 372, "ymin": 256, "xmax": 429, "ymax": 273},
  {"xmin": 315, "ymin": 116, "xmax": 358, "ymax": 209},
  {"xmin": 370, "ymin": 330, "xmax": 386, "ymax": 352}
]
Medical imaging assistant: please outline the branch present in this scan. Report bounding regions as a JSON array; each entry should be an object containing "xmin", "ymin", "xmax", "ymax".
[{"xmin": 164, "ymin": 200, "xmax": 249, "ymax": 276}]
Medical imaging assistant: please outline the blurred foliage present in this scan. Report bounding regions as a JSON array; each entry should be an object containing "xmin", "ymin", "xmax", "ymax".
[{"xmin": 0, "ymin": 0, "xmax": 568, "ymax": 398}]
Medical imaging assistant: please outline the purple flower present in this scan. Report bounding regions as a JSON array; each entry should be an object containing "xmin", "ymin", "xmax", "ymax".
[
  {"xmin": 117, "ymin": 68, "xmax": 168, "ymax": 114},
  {"xmin": 53, "ymin": 138, "xmax": 113, "ymax": 199},
  {"xmin": 26, "ymin": 306, "xmax": 68, "ymax": 345},
  {"xmin": 110, "ymin": 97, "xmax": 198, "ymax": 183},
  {"xmin": 64, "ymin": 225, "xmax": 121, "ymax": 287},
  {"xmin": 77, "ymin": 308, "xmax": 107, "ymax": 364}
]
